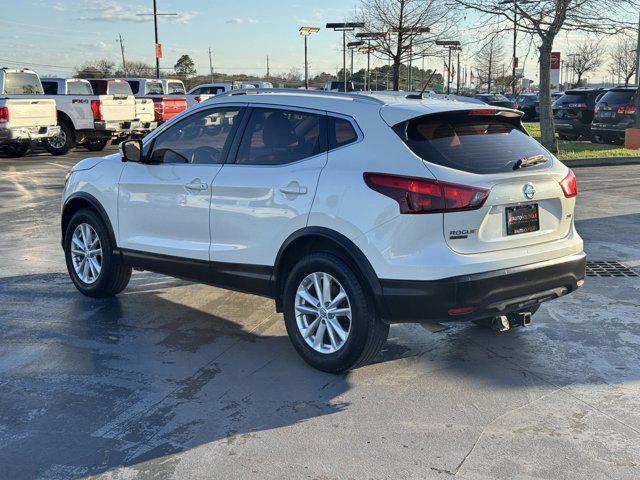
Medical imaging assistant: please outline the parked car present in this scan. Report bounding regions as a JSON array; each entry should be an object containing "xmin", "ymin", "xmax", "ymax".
[
  {"xmin": 552, "ymin": 88, "xmax": 605, "ymax": 140},
  {"xmin": 185, "ymin": 83, "xmax": 234, "ymax": 108},
  {"xmin": 323, "ymin": 81, "xmax": 355, "ymax": 91},
  {"xmin": 474, "ymin": 93, "xmax": 515, "ymax": 109},
  {"xmin": 514, "ymin": 94, "xmax": 539, "ymax": 121},
  {"xmin": 117, "ymin": 78, "xmax": 162, "ymax": 136},
  {"xmin": 591, "ymin": 86, "xmax": 638, "ymax": 145},
  {"xmin": 40, "ymin": 78, "xmax": 138, "ymax": 154},
  {"xmin": 61, "ymin": 89, "xmax": 585, "ymax": 372},
  {"xmin": 241, "ymin": 81, "xmax": 273, "ymax": 89},
  {"xmin": 118, "ymin": 77, "xmax": 187, "ymax": 125},
  {"xmin": 0, "ymin": 68, "xmax": 60, "ymax": 157}
]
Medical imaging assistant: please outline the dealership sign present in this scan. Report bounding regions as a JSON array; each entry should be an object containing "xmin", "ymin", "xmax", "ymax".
[{"xmin": 550, "ymin": 52, "xmax": 561, "ymax": 87}]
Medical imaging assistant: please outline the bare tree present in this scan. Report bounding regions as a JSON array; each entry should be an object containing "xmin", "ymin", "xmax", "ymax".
[
  {"xmin": 567, "ymin": 40, "xmax": 605, "ymax": 86},
  {"xmin": 74, "ymin": 59, "xmax": 116, "ymax": 79},
  {"xmin": 452, "ymin": 0, "xmax": 637, "ymax": 152},
  {"xmin": 115, "ymin": 61, "xmax": 154, "ymax": 78},
  {"xmin": 355, "ymin": 0, "xmax": 456, "ymax": 90},
  {"xmin": 474, "ymin": 35, "xmax": 506, "ymax": 93},
  {"xmin": 608, "ymin": 34, "xmax": 637, "ymax": 86}
]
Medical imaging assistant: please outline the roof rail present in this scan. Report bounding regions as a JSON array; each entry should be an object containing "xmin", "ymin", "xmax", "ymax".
[{"xmin": 215, "ymin": 88, "xmax": 386, "ymax": 105}]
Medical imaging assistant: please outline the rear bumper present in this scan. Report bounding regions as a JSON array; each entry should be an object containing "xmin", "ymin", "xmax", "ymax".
[
  {"xmin": 94, "ymin": 120, "xmax": 141, "ymax": 133},
  {"xmin": 0, "ymin": 125, "xmax": 60, "ymax": 142},
  {"xmin": 378, "ymin": 252, "xmax": 586, "ymax": 323},
  {"xmin": 554, "ymin": 119, "xmax": 589, "ymax": 135},
  {"xmin": 591, "ymin": 124, "xmax": 628, "ymax": 140}
]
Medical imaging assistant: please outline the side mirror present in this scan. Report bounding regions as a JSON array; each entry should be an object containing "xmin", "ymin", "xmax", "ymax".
[{"xmin": 120, "ymin": 139, "xmax": 143, "ymax": 163}]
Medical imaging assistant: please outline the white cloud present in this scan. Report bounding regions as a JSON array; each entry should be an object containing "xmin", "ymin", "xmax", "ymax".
[
  {"xmin": 225, "ymin": 18, "xmax": 258, "ymax": 25},
  {"xmin": 77, "ymin": 1, "xmax": 196, "ymax": 24}
]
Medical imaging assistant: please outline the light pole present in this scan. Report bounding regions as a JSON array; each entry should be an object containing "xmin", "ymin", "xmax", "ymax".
[
  {"xmin": 136, "ymin": 1, "xmax": 177, "ymax": 79},
  {"xmin": 347, "ymin": 41, "xmax": 365, "ymax": 86},
  {"xmin": 299, "ymin": 26, "xmax": 320, "ymax": 89},
  {"xmin": 436, "ymin": 40, "xmax": 461, "ymax": 94},
  {"xmin": 356, "ymin": 32, "xmax": 385, "ymax": 91},
  {"xmin": 326, "ymin": 22, "xmax": 365, "ymax": 92}
]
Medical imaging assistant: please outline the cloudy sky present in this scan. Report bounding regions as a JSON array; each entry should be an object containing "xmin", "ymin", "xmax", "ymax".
[{"xmin": 0, "ymin": 0, "xmax": 625, "ymax": 84}]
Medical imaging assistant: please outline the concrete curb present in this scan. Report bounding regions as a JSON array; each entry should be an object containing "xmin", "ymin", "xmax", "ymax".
[{"xmin": 562, "ymin": 156, "xmax": 640, "ymax": 167}]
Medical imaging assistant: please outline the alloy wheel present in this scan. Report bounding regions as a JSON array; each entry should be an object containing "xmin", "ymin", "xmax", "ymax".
[
  {"xmin": 49, "ymin": 129, "xmax": 67, "ymax": 149},
  {"xmin": 71, "ymin": 223, "xmax": 102, "ymax": 284},
  {"xmin": 295, "ymin": 272, "xmax": 352, "ymax": 354}
]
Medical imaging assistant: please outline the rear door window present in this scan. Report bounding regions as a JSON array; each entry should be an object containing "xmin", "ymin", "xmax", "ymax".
[
  {"xmin": 146, "ymin": 81, "xmax": 164, "ymax": 95},
  {"xmin": 67, "ymin": 81, "xmax": 93, "ymax": 95},
  {"xmin": 4, "ymin": 73, "xmax": 44, "ymax": 94},
  {"xmin": 329, "ymin": 116, "xmax": 358, "ymax": 149},
  {"xmin": 394, "ymin": 113, "xmax": 551, "ymax": 174}
]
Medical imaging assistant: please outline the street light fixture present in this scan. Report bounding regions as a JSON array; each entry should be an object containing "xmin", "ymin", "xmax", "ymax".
[
  {"xmin": 299, "ymin": 26, "xmax": 320, "ymax": 89},
  {"xmin": 356, "ymin": 32, "xmax": 385, "ymax": 91},
  {"xmin": 326, "ymin": 22, "xmax": 365, "ymax": 92},
  {"xmin": 347, "ymin": 40, "xmax": 365, "ymax": 84},
  {"xmin": 436, "ymin": 40, "xmax": 461, "ymax": 94},
  {"xmin": 136, "ymin": 0, "xmax": 177, "ymax": 79}
]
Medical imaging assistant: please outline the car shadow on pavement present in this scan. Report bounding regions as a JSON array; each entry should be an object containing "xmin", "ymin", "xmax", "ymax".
[{"xmin": 1, "ymin": 269, "xmax": 639, "ymax": 478}]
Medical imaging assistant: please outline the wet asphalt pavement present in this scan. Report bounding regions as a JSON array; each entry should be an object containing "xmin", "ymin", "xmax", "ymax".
[{"xmin": 1, "ymin": 147, "xmax": 640, "ymax": 479}]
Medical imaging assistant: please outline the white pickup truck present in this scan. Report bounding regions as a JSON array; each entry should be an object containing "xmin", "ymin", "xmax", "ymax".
[
  {"xmin": 41, "ymin": 78, "xmax": 139, "ymax": 154},
  {"xmin": 120, "ymin": 77, "xmax": 186, "ymax": 125},
  {"xmin": 112, "ymin": 78, "xmax": 159, "ymax": 137},
  {"xmin": 0, "ymin": 68, "xmax": 60, "ymax": 157}
]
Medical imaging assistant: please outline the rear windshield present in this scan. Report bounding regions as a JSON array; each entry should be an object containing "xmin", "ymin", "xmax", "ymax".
[
  {"xmin": 394, "ymin": 113, "xmax": 551, "ymax": 174},
  {"xmin": 146, "ymin": 81, "xmax": 164, "ymax": 94},
  {"xmin": 67, "ymin": 81, "xmax": 93, "ymax": 95},
  {"xmin": 476, "ymin": 94, "xmax": 509, "ymax": 102},
  {"xmin": 108, "ymin": 81, "xmax": 133, "ymax": 95},
  {"xmin": 598, "ymin": 89, "xmax": 635, "ymax": 106},
  {"xmin": 555, "ymin": 92, "xmax": 588, "ymax": 104},
  {"xmin": 166, "ymin": 82, "xmax": 185, "ymax": 94},
  {"xmin": 4, "ymin": 73, "xmax": 44, "ymax": 95}
]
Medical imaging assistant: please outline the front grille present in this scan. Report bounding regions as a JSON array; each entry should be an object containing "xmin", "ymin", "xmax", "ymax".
[{"xmin": 586, "ymin": 261, "xmax": 638, "ymax": 277}]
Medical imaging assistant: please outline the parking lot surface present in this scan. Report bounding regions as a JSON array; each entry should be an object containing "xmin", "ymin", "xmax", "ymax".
[{"xmin": 1, "ymin": 147, "xmax": 640, "ymax": 479}]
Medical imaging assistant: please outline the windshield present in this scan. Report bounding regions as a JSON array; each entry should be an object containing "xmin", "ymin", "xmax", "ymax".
[
  {"xmin": 394, "ymin": 113, "xmax": 551, "ymax": 174},
  {"xmin": 4, "ymin": 73, "xmax": 44, "ymax": 95}
]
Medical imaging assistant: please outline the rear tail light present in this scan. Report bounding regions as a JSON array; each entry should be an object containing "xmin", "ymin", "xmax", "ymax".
[
  {"xmin": 90, "ymin": 100, "xmax": 102, "ymax": 121},
  {"xmin": 468, "ymin": 109, "xmax": 499, "ymax": 116},
  {"xmin": 559, "ymin": 169, "xmax": 578, "ymax": 198},
  {"xmin": 363, "ymin": 173, "xmax": 490, "ymax": 214},
  {"xmin": 0, "ymin": 106, "xmax": 9, "ymax": 123},
  {"xmin": 617, "ymin": 106, "xmax": 637, "ymax": 115}
]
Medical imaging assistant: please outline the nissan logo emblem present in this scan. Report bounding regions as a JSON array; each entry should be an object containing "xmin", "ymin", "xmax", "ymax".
[{"xmin": 523, "ymin": 183, "xmax": 536, "ymax": 199}]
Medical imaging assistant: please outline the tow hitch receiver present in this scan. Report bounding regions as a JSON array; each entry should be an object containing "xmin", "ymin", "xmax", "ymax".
[{"xmin": 492, "ymin": 311, "xmax": 533, "ymax": 332}]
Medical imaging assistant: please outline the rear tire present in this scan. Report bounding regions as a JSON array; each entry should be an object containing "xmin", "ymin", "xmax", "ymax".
[
  {"xmin": 64, "ymin": 208, "xmax": 131, "ymax": 298},
  {"xmin": 2, "ymin": 142, "xmax": 30, "ymax": 158},
  {"xmin": 283, "ymin": 252, "xmax": 389, "ymax": 373},
  {"xmin": 44, "ymin": 121, "xmax": 76, "ymax": 155},
  {"xmin": 84, "ymin": 138, "xmax": 109, "ymax": 152}
]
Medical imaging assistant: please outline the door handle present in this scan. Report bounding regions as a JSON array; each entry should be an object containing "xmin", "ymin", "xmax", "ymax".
[
  {"xmin": 185, "ymin": 179, "xmax": 209, "ymax": 191},
  {"xmin": 279, "ymin": 182, "xmax": 308, "ymax": 196}
]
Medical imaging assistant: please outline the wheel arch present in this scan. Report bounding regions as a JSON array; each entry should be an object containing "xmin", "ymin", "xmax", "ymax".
[
  {"xmin": 61, "ymin": 193, "xmax": 117, "ymax": 249},
  {"xmin": 273, "ymin": 227, "xmax": 385, "ymax": 317},
  {"xmin": 56, "ymin": 110, "xmax": 76, "ymax": 132}
]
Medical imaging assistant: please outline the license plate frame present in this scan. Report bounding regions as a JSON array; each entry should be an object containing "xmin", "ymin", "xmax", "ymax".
[{"xmin": 506, "ymin": 204, "xmax": 540, "ymax": 235}]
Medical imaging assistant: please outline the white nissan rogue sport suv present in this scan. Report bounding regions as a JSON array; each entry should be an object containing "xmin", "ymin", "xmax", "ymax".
[{"xmin": 61, "ymin": 89, "xmax": 585, "ymax": 372}]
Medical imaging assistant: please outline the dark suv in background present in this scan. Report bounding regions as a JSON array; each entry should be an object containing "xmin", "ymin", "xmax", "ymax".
[
  {"xmin": 514, "ymin": 94, "xmax": 539, "ymax": 121},
  {"xmin": 474, "ymin": 93, "xmax": 515, "ymax": 108},
  {"xmin": 553, "ymin": 89, "xmax": 606, "ymax": 140},
  {"xmin": 591, "ymin": 87, "xmax": 638, "ymax": 144}
]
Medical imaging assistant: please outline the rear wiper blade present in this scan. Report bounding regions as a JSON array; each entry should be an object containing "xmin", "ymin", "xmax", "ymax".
[{"xmin": 513, "ymin": 154, "xmax": 547, "ymax": 170}]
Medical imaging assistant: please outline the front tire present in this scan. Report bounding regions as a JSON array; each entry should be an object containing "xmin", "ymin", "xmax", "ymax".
[
  {"xmin": 283, "ymin": 253, "xmax": 389, "ymax": 373},
  {"xmin": 44, "ymin": 121, "xmax": 76, "ymax": 155},
  {"xmin": 64, "ymin": 208, "xmax": 131, "ymax": 297}
]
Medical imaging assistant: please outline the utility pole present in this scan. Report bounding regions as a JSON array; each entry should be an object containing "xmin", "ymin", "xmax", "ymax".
[
  {"xmin": 117, "ymin": 34, "xmax": 127, "ymax": 76},
  {"xmin": 136, "ymin": 1, "xmax": 177, "ymax": 79},
  {"xmin": 266, "ymin": 56, "xmax": 270, "ymax": 79},
  {"xmin": 636, "ymin": 11, "xmax": 640, "ymax": 86},
  {"xmin": 208, "ymin": 47, "xmax": 214, "ymax": 82},
  {"xmin": 456, "ymin": 48, "xmax": 461, "ymax": 95}
]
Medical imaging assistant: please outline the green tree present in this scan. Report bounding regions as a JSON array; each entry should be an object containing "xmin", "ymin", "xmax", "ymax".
[{"xmin": 174, "ymin": 55, "xmax": 197, "ymax": 78}]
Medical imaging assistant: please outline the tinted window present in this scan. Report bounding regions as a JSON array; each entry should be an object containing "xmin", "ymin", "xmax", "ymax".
[
  {"xmin": 146, "ymin": 81, "xmax": 164, "ymax": 95},
  {"xmin": 236, "ymin": 108, "xmax": 325, "ymax": 165},
  {"xmin": 167, "ymin": 82, "xmax": 185, "ymax": 94},
  {"xmin": 555, "ymin": 92, "xmax": 588, "ymax": 105},
  {"xmin": 42, "ymin": 81, "xmax": 58, "ymax": 95},
  {"xmin": 67, "ymin": 81, "xmax": 93, "ymax": 95},
  {"xmin": 127, "ymin": 81, "xmax": 140, "ymax": 94},
  {"xmin": 151, "ymin": 108, "xmax": 241, "ymax": 164},
  {"xmin": 476, "ymin": 94, "xmax": 509, "ymax": 102},
  {"xmin": 108, "ymin": 81, "xmax": 133, "ymax": 95},
  {"xmin": 329, "ymin": 117, "xmax": 358, "ymax": 149},
  {"xmin": 598, "ymin": 90, "xmax": 635, "ymax": 106},
  {"xmin": 88, "ymin": 80, "xmax": 106, "ymax": 95},
  {"xmin": 4, "ymin": 73, "xmax": 43, "ymax": 94},
  {"xmin": 394, "ymin": 113, "xmax": 551, "ymax": 175}
]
